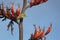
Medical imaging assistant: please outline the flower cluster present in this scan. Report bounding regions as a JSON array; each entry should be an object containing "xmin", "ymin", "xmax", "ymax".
[
  {"xmin": 30, "ymin": 0, "xmax": 48, "ymax": 7},
  {"xmin": 29, "ymin": 24, "xmax": 52, "ymax": 40},
  {"xmin": 0, "ymin": 2, "xmax": 26, "ymax": 35},
  {"xmin": 0, "ymin": 3, "xmax": 26, "ymax": 21}
]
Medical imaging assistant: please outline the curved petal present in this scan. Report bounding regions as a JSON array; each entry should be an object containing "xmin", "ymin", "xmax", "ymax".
[
  {"xmin": 34, "ymin": 30, "xmax": 40, "ymax": 39},
  {"xmin": 45, "ymin": 24, "xmax": 52, "ymax": 35},
  {"xmin": 11, "ymin": 3, "xmax": 15, "ymax": 16},
  {"xmin": 4, "ymin": 13, "xmax": 8, "ymax": 17},
  {"xmin": 39, "ymin": 27, "xmax": 45, "ymax": 37},
  {"xmin": 16, "ymin": 4, "xmax": 20, "ymax": 17}
]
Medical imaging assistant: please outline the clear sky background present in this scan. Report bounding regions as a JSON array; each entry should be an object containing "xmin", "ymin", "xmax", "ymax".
[{"xmin": 0, "ymin": 0, "xmax": 60, "ymax": 40}]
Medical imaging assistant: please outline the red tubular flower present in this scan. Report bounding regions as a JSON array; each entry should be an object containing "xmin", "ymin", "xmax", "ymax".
[
  {"xmin": 33, "ymin": 24, "xmax": 37, "ymax": 38},
  {"xmin": 30, "ymin": 0, "xmax": 48, "ymax": 7},
  {"xmin": 34, "ymin": 30, "xmax": 41, "ymax": 39},
  {"xmin": 16, "ymin": 4, "xmax": 20, "ymax": 17},
  {"xmin": 33, "ymin": 25, "xmax": 41, "ymax": 39},
  {"xmin": 35, "ymin": 0, "xmax": 48, "ymax": 5},
  {"xmin": 30, "ymin": 0, "xmax": 42, "ymax": 6},
  {"xmin": 39, "ymin": 27, "xmax": 45, "ymax": 38},
  {"xmin": 4, "ymin": 13, "xmax": 8, "ymax": 17},
  {"xmin": 11, "ymin": 3, "xmax": 15, "ymax": 16},
  {"xmin": 30, "ymin": 0, "xmax": 35, "ymax": 6},
  {"xmin": 42, "ymin": 0, "xmax": 48, "ymax": 2},
  {"xmin": 45, "ymin": 24, "xmax": 52, "ymax": 35},
  {"xmin": 33, "ymin": 26, "xmax": 45, "ymax": 39},
  {"xmin": 7, "ymin": 13, "xmax": 11, "ymax": 18},
  {"xmin": 6, "ymin": 7, "xmax": 11, "ymax": 18},
  {"xmin": 35, "ymin": 0, "xmax": 42, "ymax": 5}
]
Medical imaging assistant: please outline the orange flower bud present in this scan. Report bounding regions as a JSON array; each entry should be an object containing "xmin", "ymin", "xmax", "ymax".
[
  {"xmin": 16, "ymin": 4, "xmax": 20, "ymax": 16},
  {"xmin": 11, "ymin": 3, "xmax": 15, "ymax": 16}
]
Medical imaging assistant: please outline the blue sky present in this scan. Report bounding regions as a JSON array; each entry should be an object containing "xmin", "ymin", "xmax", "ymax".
[{"xmin": 0, "ymin": 0, "xmax": 60, "ymax": 40}]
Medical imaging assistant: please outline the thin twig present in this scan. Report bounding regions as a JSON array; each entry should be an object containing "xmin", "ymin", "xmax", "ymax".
[{"xmin": 21, "ymin": 0, "xmax": 27, "ymax": 13}]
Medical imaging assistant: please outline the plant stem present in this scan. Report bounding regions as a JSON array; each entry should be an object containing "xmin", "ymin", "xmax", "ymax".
[
  {"xmin": 19, "ymin": 18, "xmax": 23, "ymax": 40},
  {"xmin": 19, "ymin": 0, "xmax": 27, "ymax": 40}
]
